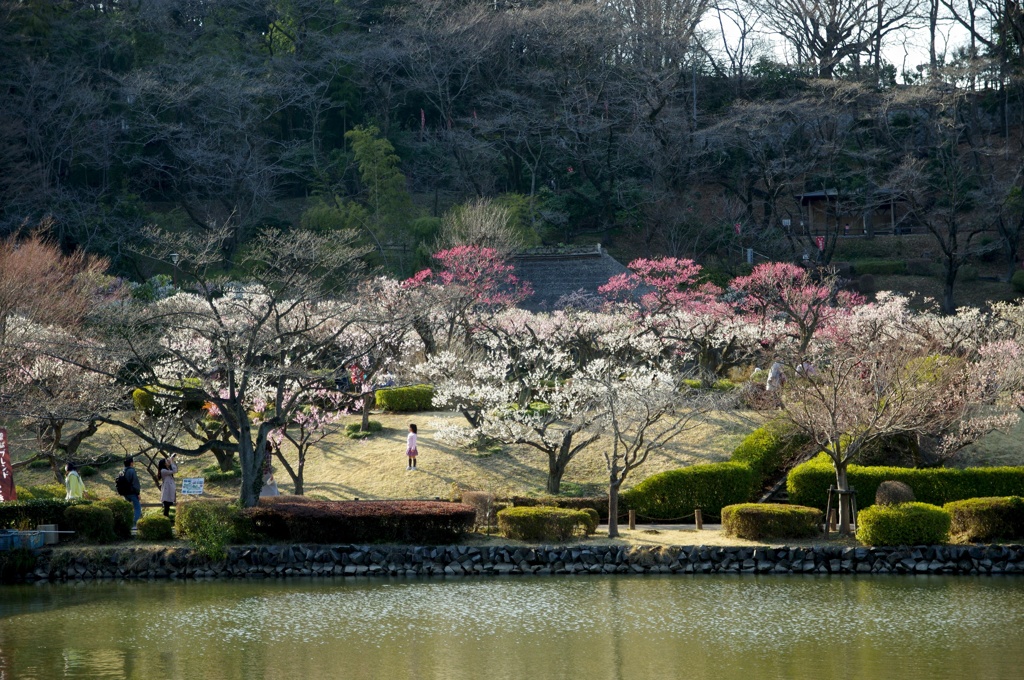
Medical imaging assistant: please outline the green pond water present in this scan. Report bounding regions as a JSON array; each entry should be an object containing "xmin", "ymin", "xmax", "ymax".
[{"xmin": 1, "ymin": 575, "xmax": 1023, "ymax": 680}]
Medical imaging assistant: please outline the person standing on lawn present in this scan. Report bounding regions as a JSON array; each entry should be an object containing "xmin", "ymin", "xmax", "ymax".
[
  {"xmin": 406, "ymin": 423, "xmax": 418, "ymax": 470},
  {"xmin": 159, "ymin": 455, "xmax": 178, "ymax": 517},
  {"xmin": 117, "ymin": 456, "xmax": 142, "ymax": 529},
  {"xmin": 64, "ymin": 463, "xmax": 85, "ymax": 500}
]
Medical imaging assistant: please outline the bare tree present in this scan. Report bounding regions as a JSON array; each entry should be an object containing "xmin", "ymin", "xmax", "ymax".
[{"xmin": 762, "ymin": 0, "xmax": 920, "ymax": 78}]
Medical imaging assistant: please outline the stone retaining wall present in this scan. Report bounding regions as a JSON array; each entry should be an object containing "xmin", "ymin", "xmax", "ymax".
[{"xmin": 18, "ymin": 543, "xmax": 1024, "ymax": 582}]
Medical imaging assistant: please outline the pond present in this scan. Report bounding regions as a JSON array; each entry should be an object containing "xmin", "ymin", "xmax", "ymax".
[{"xmin": 1, "ymin": 575, "xmax": 1023, "ymax": 680}]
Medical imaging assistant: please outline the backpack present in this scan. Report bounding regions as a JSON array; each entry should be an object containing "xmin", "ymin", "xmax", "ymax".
[{"xmin": 115, "ymin": 470, "xmax": 133, "ymax": 496}]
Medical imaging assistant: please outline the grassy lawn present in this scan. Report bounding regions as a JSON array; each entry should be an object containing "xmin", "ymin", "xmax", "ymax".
[
  {"xmin": 9, "ymin": 410, "xmax": 764, "ymax": 502},
  {"xmin": 10, "ymin": 404, "xmax": 1023, "ymax": 504}
]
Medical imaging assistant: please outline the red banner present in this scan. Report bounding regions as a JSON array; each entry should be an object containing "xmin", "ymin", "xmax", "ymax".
[
  {"xmin": 734, "ymin": 222, "xmax": 742, "ymax": 235},
  {"xmin": 815, "ymin": 236, "xmax": 826, "ymax": 251},
  {"xmin": 0, "ymin": 428, "xmax": 15, "ymax": 502}
]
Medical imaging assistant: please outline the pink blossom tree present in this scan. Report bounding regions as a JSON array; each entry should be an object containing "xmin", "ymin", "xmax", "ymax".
[
  {"xmin": 732, "ymin": 262, "xmax": 862, "ymax": 354},
  {"xmin": 403, "ymin": 245, "xmax": 532, "ymax": 355}
]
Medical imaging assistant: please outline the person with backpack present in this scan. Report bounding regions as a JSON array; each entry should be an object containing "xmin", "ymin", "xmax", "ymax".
[{"xmin": 116, "ymin": 456, "xmax": 142, "ymax": 529}]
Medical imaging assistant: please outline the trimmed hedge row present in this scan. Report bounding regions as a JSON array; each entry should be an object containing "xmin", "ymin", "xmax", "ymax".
[
  {"xmin": 496, "ymin": 507, "xmax": 592, "ymax": 542},
  {"xmin": 244, "ymin": 499, "xmax": 475, "ymax": 544},
  {"xmin": 721, "ymin": 503, "xmax": 822, "ymax": 540},
  {"xmin": 94, "ymin": 498, "xmax": 134, "ymax": 539},
  {"xmin": 856, "ymin": 502, "xmax": 951, "ymax": 546},
  {"xmin": 945, "ymin": 497, "xmax": 1024, "ymax": 543},
  {"xmin": 851, "ymin": 259, "xmax": 907, "ymax": 276},
  {"xmin": 510, "ymin": 495, "xmax": 610, "ymax": 520},
  {"xmin": 375, "ymin": 384, "xmax": 435, "ymax": 412},
  {"xmin": 0, "ymin": 499, "xmax": 88, "ymax": 529},
  {"xmin": 621, "ymin": 462, "xmax": 754, "ymax": 521},
  {"xmin": 63, "ymin": 505, "xmax": 116, "ymax": 544},
  {"xmin": 729, "ymin": 420, "xmax": 806, "ymax": 494},
  {"xmin": 137, "ymin": 514, "xmax": 175, "ymax": 541},
  {"xmin": 787, "ymin": 454, "xmax": 1024, "ymax": 510}
]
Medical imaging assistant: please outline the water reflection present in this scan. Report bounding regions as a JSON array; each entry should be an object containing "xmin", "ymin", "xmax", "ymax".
[{"xmin": 1, "ymin": 575, "xmax": 1023, "ymax": 680}]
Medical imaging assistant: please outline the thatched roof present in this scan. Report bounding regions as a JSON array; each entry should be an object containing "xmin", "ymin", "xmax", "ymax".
[{"xmin": 513, "ymin": 245, "xmax": 630, "ymax": 311}]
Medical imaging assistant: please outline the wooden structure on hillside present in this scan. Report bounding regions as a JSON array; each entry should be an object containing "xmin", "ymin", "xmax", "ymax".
[{"xmin": 795, "ymin": 189, "xmax": 917, "ymax": 236}]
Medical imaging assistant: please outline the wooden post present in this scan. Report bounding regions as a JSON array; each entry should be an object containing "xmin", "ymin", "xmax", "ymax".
[
  {"xmin": 695, "ymin": 508, "xmax": 703, "ymax": 530},
  {"xmin": 628, "ymin": 509, "xmax": 636, "ymax": 530},
  {"xmin": 828, "ymin": 508, "xmax": 838, "ymax": 531}
]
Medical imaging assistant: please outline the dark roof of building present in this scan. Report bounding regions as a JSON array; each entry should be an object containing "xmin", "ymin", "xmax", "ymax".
[{"xmin": 512, "ymin": 245, "xmax": 630, "ymax": 311}]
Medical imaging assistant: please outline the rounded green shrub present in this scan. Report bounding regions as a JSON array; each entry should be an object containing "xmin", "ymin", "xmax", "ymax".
[
  {"xmin": 496, "ymin": 507, "xmax": 590, "ymax": 542},
  {"xmin": 730, "ymin": 420, "xmax": 805, "ymax": 494},
  {"xmin": 722, "ymin": 503, "xmax": 822, "ymax": 540},
  {"xmin": 875, "ymin": 480, "xmax": 915, "ymax": 506},
  {"xmin": 94, "ymin": 498, "xmax": 134, "ymax": 539},
  {"xmin": 175, "ymin": 500, "xmax": 251, "ymax": 559},
  {"xmin": 375, "ymin": 384, "xmax": 434, "ymax": 412},
  {"xmin": 1012, "ymin": 270, "xmax": 1024, "ymax": 294},
  {"xmin": 945, "ymin": 496, "xmax": 1024, "ymax": 543},
  {"xmin": 79, "ymin": 465, "xmax": 98, "ymax": 478},
  {"xmin": 579, "ymin": 508, "xmax": 600, "ymax": 535},
  {"xmin": 623, "ymin": 462, "xmax": 754, "ymax": 521},
  {"xmin": 136, "ymin": 514, "xmax": 174, "ymax": 541},
  {"xmin": 132, "ymin": 387, "xmax": 159, "ymax": 414},
  {"xmin": 856, "ymin": 502, "xmax": 950, "ymax": 546},
  {"xmin": 63, "ymin": 504, "xmax": 116, "ymax": 544},
  {"xmin": 14, "ymin": 486, "xmax": 34, "ymax": 501},
  {"xmin": 345, "ymin": 420, "xmax": 383, "ymax": 438}
]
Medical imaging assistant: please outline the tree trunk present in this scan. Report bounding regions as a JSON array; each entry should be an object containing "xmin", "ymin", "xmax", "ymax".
[
  {"xmin": 360, "ymin": 391, "xmax": 372, "ymax": 431},
  {"xmin": 545, "ymin": 431, "xmax": 575, "ymax": 494},
  {"xmin": 835, "ymin": 463, "xmax": 853, "ymax": 536},
  {"xmin": 212, "ymin": 447, "xmax": 236, "ymax": 472},
  {"xmin": 941, "ymin": 264, "xmax": 957, "ymax": 315},
  {"xmin": 237, "ymin": 415, "xmax": 264, "ymax": 508},
  {"xmin": 546, "ymin": 455, "xmax": 565, "ymax": 494},
  {"xmin": 607, "ymin": 479, "xmax": 621, "ymax": 538}
]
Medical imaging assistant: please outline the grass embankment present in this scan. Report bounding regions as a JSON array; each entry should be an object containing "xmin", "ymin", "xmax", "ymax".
[{"xmin": 9, "ymin": 410, "xmax": 763, "ymax": 502}]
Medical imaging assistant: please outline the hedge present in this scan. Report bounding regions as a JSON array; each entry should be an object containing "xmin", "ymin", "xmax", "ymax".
[
  {"xmin": 496, "ymin": 507, "xmax": 591, "ymax": 542},
  {"xmin": 1012, "ymin": 270, "xmax": 1024, "ymax": 293},
  {"xmin": 244, "ymin": 499, "xmax": 475, "ymax": 544},
  {"xmin": 510, "ymin": 495, "xmax": 610, "ymax": 520},
  {"xmin": 722, "ymin": 503, "xmax": 822, "ymax": 540},
  {"xmin": 622, "ymin": 462, "xmax": 754, "ymax": 521},
  {"xmin": 856, "ymin": 502, "xmax": 950, "ymax": 546},
  {"xmin": 579, "ymin": 508, "xmax": 600, "ymax": 535},
  {"xmin": 175, "ymin": 500, "xmax": 253, "ymax": 559},
  {"xmin": 375, "ymin": 384, "xmax": 435, "ymax": 412},
  {"xmin": 945, "ymin": 497, "xmax": 1024, "ymax": 543},
  {"xmin": 729, "ymin": 420, "xmax": 806, "ymax": 496},
  {"xmin": 137, "ymin": 514, "xmax": 175, "ymax": 541},
  {"xmin": 0, "ymin": 499, "xmax": 87, "ymax": 530},
  {"xmin": 94, "ymin": 498, "xmax": 134, "ymax": 539},
  {"xmin": 852, "ymin": 259, "xmax": 907, "ymax": 276},
  {"xmin": 787, "ymin": 453, "xmax": 1024, "ymax": 510},
  {"xmin": 63, "ymin": 504, "xmax": 116, "ymax": 544}
]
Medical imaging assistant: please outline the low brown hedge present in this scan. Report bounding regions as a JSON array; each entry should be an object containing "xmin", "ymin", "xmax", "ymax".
[
  {"xmin": 244, "ymin": 499, "xmax": 476, "ymax": 544},
  {"xmin": 721, "ymin": 503, "xmax": 822, "ymax": 540}
]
